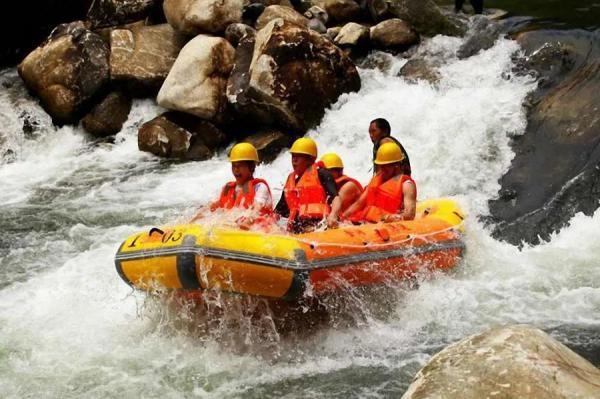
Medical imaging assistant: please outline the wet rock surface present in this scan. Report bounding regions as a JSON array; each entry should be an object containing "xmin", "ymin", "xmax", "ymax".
[
  {"xmin": 17, "ymin": 22, "xmax": 110, "ymax": 124},
  {"xmin": 87, "ymin": 0, "xmax": 161, "ymax": 28},
  {"xmin": 243, "ymin": 130, "xmax": 294, "ymax": 162},
  {"xmin": 402, "ymin": 325, "xmax": 600, "ymax": 399},
  {"xmin": 386, "ymin": 0, "xmax": 464, "ymax": 37},
  {"xmin": 163, "ymin": 0, "xmax": 244, "ymax": 34},
  {"xmin": 489, "ymin": 30, "xmax": 600, "ymax": 246},
  {"xmin": 370, "ymin": 18, "xmax": 418, "ymax": 51},
  {"xmin": 81, "ymin": 91, "xmax": 132, "ymax": 136}
]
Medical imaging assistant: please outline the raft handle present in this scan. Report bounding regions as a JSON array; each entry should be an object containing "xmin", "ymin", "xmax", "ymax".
[{"xmin": 149, "ymin": 227, "xmax": 165, "ymax": 236}]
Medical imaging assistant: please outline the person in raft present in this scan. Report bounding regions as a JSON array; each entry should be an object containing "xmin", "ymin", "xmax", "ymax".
[
  {"xmin": 274, "ymin": 138, "xmax": 342, "ymax": 233},
  {"xmin": 320, "ymin": 153, "xmax": 363, "ymax": 227},
  {"xmin": 192, "ymin": 142, "xmax": 273, "ymax": 230},
  {"xmin": 343, "ymin": 142, "xmax": 417, "ymax": 223},
  {"xmin": 369, "ymin": 118, "xmax": 411, "ymax": 176}
]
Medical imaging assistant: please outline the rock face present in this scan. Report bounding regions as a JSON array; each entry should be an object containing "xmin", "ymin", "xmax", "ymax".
[
  {"xmin": 386, "ymin": 0, "xmax": 464, "ymax": 37},
  {"xmin": 157, "ymin": 35, "xmax": 235, "ymax": 121},
  {"xmin": 138, "ymin": 112, "xmax": 227, "ymax": 160},
  {"xmin": 163, "ymin": 0, "xmax": 244, "ymax": 34},
  {"xmin": 489, "ymin": 30, "xmax": 600, "ymax": 246},
  {"xmin": 255, "ymin": 5, "xmax": 309, "ymax": 30},
  {"xmin": 87, "ymin": 0, "xmax": 160, "ymax": 28},
  {"xmin": 227, "ymin": 19, "xmax": 360, "ymax": 132},
  {"xmin": 243, "ymin": 130, "xmax": 293, "ymax": 162},
  {"xmin": 311, "ymin": 0, "xmax": 360, "ymax": 24},
  {"xmin": 82, "ymin": 91, "xmax": 132, "ymax": 136},
  {"xmin": 110, "ymin": 24, "xmax": 187, "ymax": 94},
  {"xmin": 402, "ymin": 325, "xmax": 600, "ymax": 399},
  {"xmin": 370, "ymin": 18, "xmax": 418, "ymax": 51},
  {"xmin": 457, "ymin": 15, "xmax": 502, "ymax": 59},
  {"xmin": 17, "ymin": 22, "xmax": 110, "ymax": 123}
]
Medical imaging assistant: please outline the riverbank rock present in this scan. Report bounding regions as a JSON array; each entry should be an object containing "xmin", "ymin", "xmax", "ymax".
[
  {"xmin": 402, "ymin": 325, "xmax": 600, "ymax": 399},
  {"xmin": 457, "ymin": 15, "xmax": 502, "ymax": 59},
  {"xmin": 110, "ymin": 24, "xmax": 187, "ymax": 94},
  {"xmin": 157, "ymin": 35, "xmax": 235, "ymax": 121},
  {"xmin": 386, "ymin": 0, "xmax": 464, "ymax": 37},
  {"xmin": 227, "ymin": 18, "xmax": 360, "ymax": 132},
  {"xmin": 87, "ymin": 0, "xmax": 160, "ymax": 28},
  {"xmin": 255, "ymin": 5, "xmax": 309, "ymax": 30},
  {"xmin": 225, "ymin": 23, "xmax": 256, "ymax": 47},
  {"xmin": 398, "ymin": 58, "xmax": 440, "ymax": 84},
  {"xmin": 370, "ymin": 18, "xmax": 418, "ymax": 51},
  {"xmin": 17, "ymin": 22, "xmax": 110, "ymax": 123},
  {"xmin": 243, "ymin": 129, "xmax": 293, "ymax": 162},
  {"xmin": 138, "ymin": 112, "xmax": 227, "ymax": 160},
  {"xmin": 334, "ymin": 22, "xmax": 370, "ymax": 48},
  {"xmin": 489, "ymin": 30, "xmax": 600, "ymax": 246},
  {"xmin": 311, "ymin": 0, "xmax": 360, "ymax": 24},
  {"xmin": 163, "ymin": 0, "xmax": 243, "ymax": 34},
  {"xmin": 81, "ymin": 91, "xmax": 131, "ymax": 136}
]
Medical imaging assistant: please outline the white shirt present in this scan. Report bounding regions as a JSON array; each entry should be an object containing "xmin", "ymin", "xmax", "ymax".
[{"xmin": 234, "ymin": 182, "xmax": 272, "ymax": 209}]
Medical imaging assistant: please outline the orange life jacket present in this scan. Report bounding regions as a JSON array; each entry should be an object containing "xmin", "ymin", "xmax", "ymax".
[
  {"xmin": 212, "ymin": 178, "xmax": 272, "ymax": 214},
  {"xmin": 356, "ymin": 173, "xmax": 416, "ymax": 223},
  {"xmin": 335, "ymin": 175, "xmax": 363, "ymax": 214},
  {"xmin": 284, "ymin": 165, "xmax": 330, "ymax": 224}
]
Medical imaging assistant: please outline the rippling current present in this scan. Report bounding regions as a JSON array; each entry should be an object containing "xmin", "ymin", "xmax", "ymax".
[{"xmin": 1, "ymin": 33, "xmax": 599, "ymax": 398}]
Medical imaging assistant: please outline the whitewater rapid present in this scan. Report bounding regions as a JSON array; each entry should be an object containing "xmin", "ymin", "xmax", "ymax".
[{"xmin": 1, "ymin": 34, "xmax": 599, "ymax": 398}]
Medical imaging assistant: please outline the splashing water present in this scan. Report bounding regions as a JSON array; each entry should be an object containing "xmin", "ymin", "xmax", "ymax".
[{"xmin": 1, "ymin": 33, "xmax": 599, "ymax": 398}]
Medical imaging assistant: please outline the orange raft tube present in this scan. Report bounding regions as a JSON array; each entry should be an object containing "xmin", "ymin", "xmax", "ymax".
[{"xmin": 115, "ymin": 199, "xmax": 465, "ymax": 301}]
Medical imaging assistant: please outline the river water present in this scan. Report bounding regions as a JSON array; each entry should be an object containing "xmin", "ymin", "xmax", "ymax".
[{"xmin": 1, "ymin": 30, "xmax": 599, "ymax": 398}]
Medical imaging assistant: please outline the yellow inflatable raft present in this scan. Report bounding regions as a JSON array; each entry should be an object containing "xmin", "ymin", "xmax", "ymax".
[{"xmin": 115, "ymin": 199, "xmax": 465, "ymax": 301}]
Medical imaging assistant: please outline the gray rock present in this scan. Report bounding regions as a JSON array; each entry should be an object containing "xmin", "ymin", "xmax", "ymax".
[
  {"xmin": 398, "ymin": 58, "xmax": 440, "ymax": 84},
  {"xmin": 386, "ymin": 0, "xmax": 464, "ymax": 37},
  {"xmin": 18, "ymin": 22, "xmax": 110, "ymax": 123},
  {"xmin": 82, "ymin": 91, "xmax": 131, "ymax": 136},
  {"xmin": 489, "ymin": 30, "xmax": 600, "ymax": 246},
  {"xmin": 334, "ymin": 22, "xmax": 370, "ymax": 48},
  {"xmin": 308, "ymin": 18, "xmax": 327, "ymax": 34},
  {"xmin": 110, "ymin": 23, "xmax": 187, "ymax": 95},
  {"xmin": 304, "ymin": 6, "xmax": 328, "ymax": 25},
  {"xmin": 457, "ymin": 15, "xmax": 502, "ymax": 59},
  {"xmin": 225, "ymin": 23, "xmax": 256, "ymax": 46},
  {"xmin": 325, "ymin": 26, "xmax": 342, "ymax": 41},
  {"xmin": 138, "ymin": 112, "xmax": 227, "ymax": 160},
  {"xmin": 403, "ymin": 325, "xmax": 600, "ymax": 399}
]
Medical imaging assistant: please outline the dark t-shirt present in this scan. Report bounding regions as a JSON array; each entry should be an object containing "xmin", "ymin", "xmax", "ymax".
[
  {"xmin": 274, "ymin": 168, "xmax": 338, "ymax": 218},
  {"xmin": 373, "ymin": 135, "xmax": 411, "ymax": 176}
]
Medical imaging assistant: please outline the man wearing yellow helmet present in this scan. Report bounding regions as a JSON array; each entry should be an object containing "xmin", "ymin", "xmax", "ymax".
[
  {"xmin": 343, "ymin": 142, "xmax": 416, "ymax": 223},
  {"xmin": 369, "ymin": 118, "xmax": 411, "ymax": 175},
  {"xmin": 192, "ymin": 143, "xmax": 273, "ymax": 229},
  {"xmin": 320, "ymin": 153, "xmax": 363, "ymax": 226},
  {"xmin": 275, "ymin": 137, "xmax": 342, "ymax": 233}
]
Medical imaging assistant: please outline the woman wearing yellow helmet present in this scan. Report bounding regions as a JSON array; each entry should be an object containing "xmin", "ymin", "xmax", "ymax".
[
  {"xmin": 343, "ymin": 142, "xmax": 416, "ymax": 223},
  {"xmin": 192, "ymin": 143, "xmax": 273, "ymax": 230},
  {"xmin": 320, "ymin": 153, "xmax": 364, "ymax": 226}
]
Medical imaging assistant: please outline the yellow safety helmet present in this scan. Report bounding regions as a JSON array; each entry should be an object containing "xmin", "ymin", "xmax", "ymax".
[
  {"xmin": 229, "ymin": 142, "xmax": 259, "ymax": 163},
  {"xmin": 320, "ymin": 153, "xmax": 344, "ymax": 169},
  {"xmin": 374, "ymin": 142, "xmax": 405, "ymax": 165},
  {"xmin": 290, "ymin": 137, "xmax": 318, "ymax": 158}
]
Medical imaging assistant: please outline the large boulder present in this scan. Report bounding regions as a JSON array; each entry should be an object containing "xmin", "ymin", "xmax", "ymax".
[
  {"xmin": 138, "ymin": 112, "xmax": 227, "ymax": 160},
  {"xmin": 227, "ymin": 19, "xmax": 360, "ymax": 132},
  {"xmin": 457, "ymin": 15, "xmax": 502, "ymax": 59},
  {"xmin": 489, "ymin": 30, "xmax": 600, "ymax": 246},
  {"xmin": 163, "ymin": 0, "xmax": 243, "ymax": 34},
  {"xmin": 310, "ymin": 0, "xmax": 360, "ymax": 24},
  {"xmin": 157, "ymin": 35, "xmax": 235, "ymax": 121},
  {"xmin": 224, "ymin": 23, "xmax": 256, "ymax": 47},
  {"xmin": 370, "ymin": 18, "xmax": 418, "ymax": 51},
  {"xmin": 398, "ymin": 58, "xmax": 440, "ymax": 84},
  {"xmin": 110, "ymin": 23, "xmax": 187, "ymax": 95},
  {"xmin": 243, "ymin": 129, "xmax": 294, "ymax": 162},
  {"xmin": 87, "ymin": 0, "xmax": 160, "ymax": 28},
  {"xmin": 386, "ymin": 0, "xmax": 464, "ymax": 37},
  {"xmin": 402, "ymin": 325, "xmax": 600, "ymax": 399},
  {"xmin": 81, "ymin": 91, "xmax": 132, "ymax": 136},
  {"xmin": 18, "ymin": 22, "xmax": 110, "ymax": 123},
  {"xmin": 255, "ymin": 5, "xmax": 309, "ymax": 30}
]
